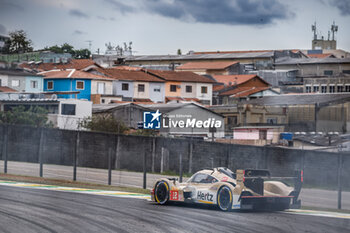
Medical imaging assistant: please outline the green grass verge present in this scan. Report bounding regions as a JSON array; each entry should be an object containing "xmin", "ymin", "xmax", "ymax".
[
  {"xmin": 0, "ymin": 173, "xmax": 150, "ymax": 194},
  {"xmin": 301, "ymin": 206, "xmax": 350, "ymax": 214}
]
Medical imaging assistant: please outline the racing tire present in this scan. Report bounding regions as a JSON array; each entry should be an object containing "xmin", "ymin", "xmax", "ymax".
[
  {"xmin": 154, "ymin": 181, "xmax": 170, "ymax": 205},
  {"xmin": 217, "ymin": 185, "xmax": 233, "ymax": 211}
]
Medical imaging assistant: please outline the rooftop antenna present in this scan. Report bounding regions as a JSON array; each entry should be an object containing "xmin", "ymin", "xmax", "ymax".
[
  {"xmin": 311, "ymin": 22, "xmax": 317, "ymax": 40},
  {"xmin": 331, "ymin": 21, "xmax": 338, "ymax": 41},
  {"xmin": 85, "ymin": 40, "xmax": 93, "ymax": 52}
]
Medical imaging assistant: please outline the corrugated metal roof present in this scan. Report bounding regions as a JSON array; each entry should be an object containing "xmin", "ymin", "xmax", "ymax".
[
  {"xmin": 125, "ymin": 51, "xmax": 274, "ymax": 62},
  {"xmin": 241, "ymin": 93, "xmax": 350, "ymax": 106},
  {"xmin": 275, "ymin": 57, "xmax": 350, "ymax": 65}
]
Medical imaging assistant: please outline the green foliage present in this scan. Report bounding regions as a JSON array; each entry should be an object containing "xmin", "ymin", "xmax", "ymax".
[
  {"xmin": 0, "ymin": 106, "xmax": 52, "ymax": 128},
  {"xmin": 45, "ymin": 43, "xmax": 90, "ymax": 59},
  {"xmin": 5, "ymin": 30, "xmax": 34, "ymax": 54},
  {"xmin": 74, "ymin": 48, "xmax": 91, "ymax": 59},
  {"xmin": 79, "ymin": 114, "xmax": 128, "ymax": 134},
  {"xmin": 177, "ymin": 49, "xmax": 182, "ymax": 55},
  {"xmin": 131, "ymin": 129, "xmax": 158, "ymax": 136}
]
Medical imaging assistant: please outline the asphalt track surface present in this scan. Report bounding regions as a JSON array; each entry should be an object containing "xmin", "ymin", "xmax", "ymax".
[
  {"xmin": 0, "ymin": 186, "xmax": 349, "ymax": 233},
  {"xmin": 1, "ymin": 161, "xmax": 350, "ymax": 210}
]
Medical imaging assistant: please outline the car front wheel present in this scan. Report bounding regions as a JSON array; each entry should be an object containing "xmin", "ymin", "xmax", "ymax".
[
  {"xmin": 154, "ymin": 181, "xmax": 169, "ymax": 205},
  {"xmin": 217, "ymin": 185, "xmax": 233, "ymax": 211}
]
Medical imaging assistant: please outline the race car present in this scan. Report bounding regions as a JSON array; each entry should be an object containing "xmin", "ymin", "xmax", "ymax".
[{"xmin": 151, "ymin": 167, "xmax": 302, "ymax": 211}]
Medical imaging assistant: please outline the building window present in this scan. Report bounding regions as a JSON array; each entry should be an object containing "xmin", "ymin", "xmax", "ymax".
[
  {"xmin": 122, "ymin": 83, "xmax": 129, "ymax": 91},
  {"xmin": 97, "ymin": 82, "xmax": 105, "ymax": 94},
  {"xmin": 267, "ymin": 118, "xmax": 277, "ymax": 124},
  {"xmin": 138, "ymin": 84, "xmax": 145, "ymax": 92},
  {"xmin": 30, "ymin": 80, "xmax": 38, "ymax": 89},
  {"xmin": 343, "ymin": 70, "xmax": 350, "ymax": 74},
  {"xmin": 321, "ymin": 85, "xmax": 327, "ymax": 93},
  {"xmin": 61, "ymin": 104, "xmax": 76, "ymax": 115},
  {"xmin": 186, "ymin": 85, "xmax": 192, "ymax": 93},
  {"xmin": 337, "ymin": 85, "xmax": 343, "ymax": 92},
  {"xmin": 12, "ymin": 80, "xmax": 20, "ymax": 87},
  {"xmin": 170, "ymin": 85, "xmax": 177, "ymax": 92},
  {"xmin": 201, "ymin": 86, "xmax": 208, "ymax": 94},
  {"xmin": 259, "ymin": 130, "xmax": 267, "ymax": 140},
  {"xmin": 313, "ymin": 85, "xmax": 319, "ymax": 93},
  {"xmin": 153, "ymin": 86, "xmax": 161, "ymax": 92},
  {"xmin": 47, "ymin": 81, "xmax": 53, "ymax": 90},
  {"xmin": 305, "ymin": 85, "xmax": 311, "ymax": 93},
  {"xmin": 0, "ymin": 79, "xmax": 2, "ymax": 86},
  {"xmin": 324, "ymin": 70, "xmax": 333, "ymax": 76},
  {"xmin": 76, "ymin": 81, "xmax": 84, "ymax": 90},
  {"xmin": 329, "ymin": 85, "xmax": 335, "ymax": 93},
  {"xmin": 345, "ymin": 85, "xmax": 350, "ymax": 92}
]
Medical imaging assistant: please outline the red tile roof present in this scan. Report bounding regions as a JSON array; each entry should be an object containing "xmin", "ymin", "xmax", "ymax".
[
  {"xmin": 176, "ymin": 61, "xmax": 238, "ymax": 70},
  {"xmin": 165, "ymin": 97, "xmax": 200, "ymax": 103},
  {"xmin": 307, "ymin": 53, "xmax": 334, "ymax": 58},
  {"xmin": 21, "ymin": 59, "xmax": 95, "ymax": 71},
  {"xmin": 219, "ymin": 86, "xmax": 269, "ymax": 97},
  {"xmin": 41, "ymin": 69, "xmax": 114, "ymax": 80},
  {"xmin": 212, "ymin": 74, "xmax": 262, "ymax": 86},
  {"xmin": 193, "ymin": 50, "xmax": 274, "ymax": 55},
  {"xmin": 102, "ymin": 69, "xmax": 164, "ymax": 82},
  {"xmin": 145, "ymin": 70, "xmax": 215, "ymax": 83},
  {"xmin": 0, "ymin": 86, "xmax": 18, "ymax": 92},
  {"xmin": 111, "ymin": 66, "xmax": 141, "ymax": 71}
]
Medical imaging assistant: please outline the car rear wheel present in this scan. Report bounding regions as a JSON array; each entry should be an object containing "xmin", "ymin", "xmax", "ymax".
[
  {"xmin": 154, "ymin": 181, "xmax": 169, "ymax": 205},
  {"xmin": 217, "ymin": 185, "xmax": 232, "ymax": 211}
]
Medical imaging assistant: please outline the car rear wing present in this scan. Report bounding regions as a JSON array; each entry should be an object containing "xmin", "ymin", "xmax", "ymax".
[{"xmin": 236, "ymin": 169, "xmax": 303, "ymax": 208}]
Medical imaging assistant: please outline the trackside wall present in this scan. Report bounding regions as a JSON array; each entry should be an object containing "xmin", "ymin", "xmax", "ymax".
[{"xmin": 0, "ymin": 124, "xmax": 349, "ymax": 189}]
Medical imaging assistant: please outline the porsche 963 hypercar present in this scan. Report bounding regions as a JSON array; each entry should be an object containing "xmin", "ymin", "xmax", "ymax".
[{"xmin": 151, "ymin": 167, "xmax": 302, "ymax": 211}]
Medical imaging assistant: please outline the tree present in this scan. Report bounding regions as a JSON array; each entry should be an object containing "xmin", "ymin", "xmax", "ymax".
[
  {"xmin": 0, "ymin": 106, "xmax": 53, "ymax": 128},
  {"xmin": 45, "ymin": 43, "xmax": 91, "ymax": 59},
  {"xmin": 79, "ymin": 114, "xmax": 128, "ymax": 134},
  {"xmin": 5, "ymin": 30, "xmax": 33, "ymax": 54},
  {"xmin": 74, "ymin": 48, "xmax": 91, "ymax": 59},
  {"xmin": 177, "ymin": 49, "xmax": 182, "ymax": 55}
]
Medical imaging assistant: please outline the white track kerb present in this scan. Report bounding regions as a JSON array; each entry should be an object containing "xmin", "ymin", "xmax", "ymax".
[{"xmin": 0, "ymin": 180, "xmax": 349, "ymax": 220}]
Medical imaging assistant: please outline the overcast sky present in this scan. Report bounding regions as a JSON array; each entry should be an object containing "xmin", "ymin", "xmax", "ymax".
[{"xmin": 0, "ymin": 0, "xmax": 349, "ymax": 55}]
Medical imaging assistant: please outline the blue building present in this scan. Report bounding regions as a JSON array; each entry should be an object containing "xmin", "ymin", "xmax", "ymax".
[{"xmin": 42, "ymin": 69, "xmax": 113, "ymax": 100}]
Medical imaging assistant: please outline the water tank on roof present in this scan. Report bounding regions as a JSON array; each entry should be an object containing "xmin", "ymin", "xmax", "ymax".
[{"xmin": 280, "ymin": 132, "xmax": 293, "ymax": 141}]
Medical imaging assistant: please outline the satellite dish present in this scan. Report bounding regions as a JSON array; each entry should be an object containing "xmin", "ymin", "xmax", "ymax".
[{"xmin": 51, "ymin": 94, "xmax": 57, "ymax": 100}]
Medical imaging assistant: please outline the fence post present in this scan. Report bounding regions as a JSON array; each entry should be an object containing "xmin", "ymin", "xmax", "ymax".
[
  {"xmin": 188, "ymin": 141, "xmax": 193, "ymax": 173},
  {"xmin": 179, "ymin": 153, "xmax": 183, "ymax": 183},
  {"xmin": 115, "ymin": 136, "xmax": 120, "ymax": 170},
  {"xmin": 143, "ymin": 151, "xmax": 147, "ymax": 189},
  {"xmin": 73, "ymin": 131, "xmax": 79, "ymax": 181},
  {"xmin": 3, "ymin": 125, "xmax": 8, "ymax": 174},
  {"xmin": 337, "ymin": 153, "xmax": 343, "ymax": 210},
  {"xmin": 151, "ymin": 137, "xmax": 156, "ymax": 173},
  {"xmin": 38, "ymin": 128, "xmax": 44, "ymax": 177},
  {"xmin": 160, "ymin": 147, "xmax": 164, "ymax": 174},
  {"xmin": 108, "ymin": 147, "xmax": 112, "ymax": 185}
]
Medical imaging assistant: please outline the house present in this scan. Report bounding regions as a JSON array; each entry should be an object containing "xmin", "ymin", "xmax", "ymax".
[
  {"xmin": 212, "ymin": 74, "xmax": 277, "ymax": 104},
  {"xmin": 210, "ymin": 104, "xmax": 288, "ymax": 136},
  {"xmin": 92, "ymin": 102, "xmax": 152, "ymax": 129},
  {"xmin": 241, "ymin": 93, "xmax": 350, "ymax": 133},
  {"xmin": 41, "ymin": 69, "xmax": 114, "ymax": 101},
  {"xmin": 142, "ymin": 102, "xmax": 225, "ymax": 139},
  {"xmin": 232, "ymin": 126, "xmax": 285, "ymax": 146},
  {"xmin": 176, "ymin": 61, "xmax": 240, "ymax": 75},
  {"xmin": 0, "ymin": 98, "xmax": 92, "ymax": 130},
  {"xmin": 145, "ymin": 70, "xmax": 215, "ymax": 105},
  {"xmin": 101, "ymin": 69, "xmax": 165, "ymax": 103},
  {"xmin": 0, "ymin": 68, "xmax": 44, "ymax": 93}
]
